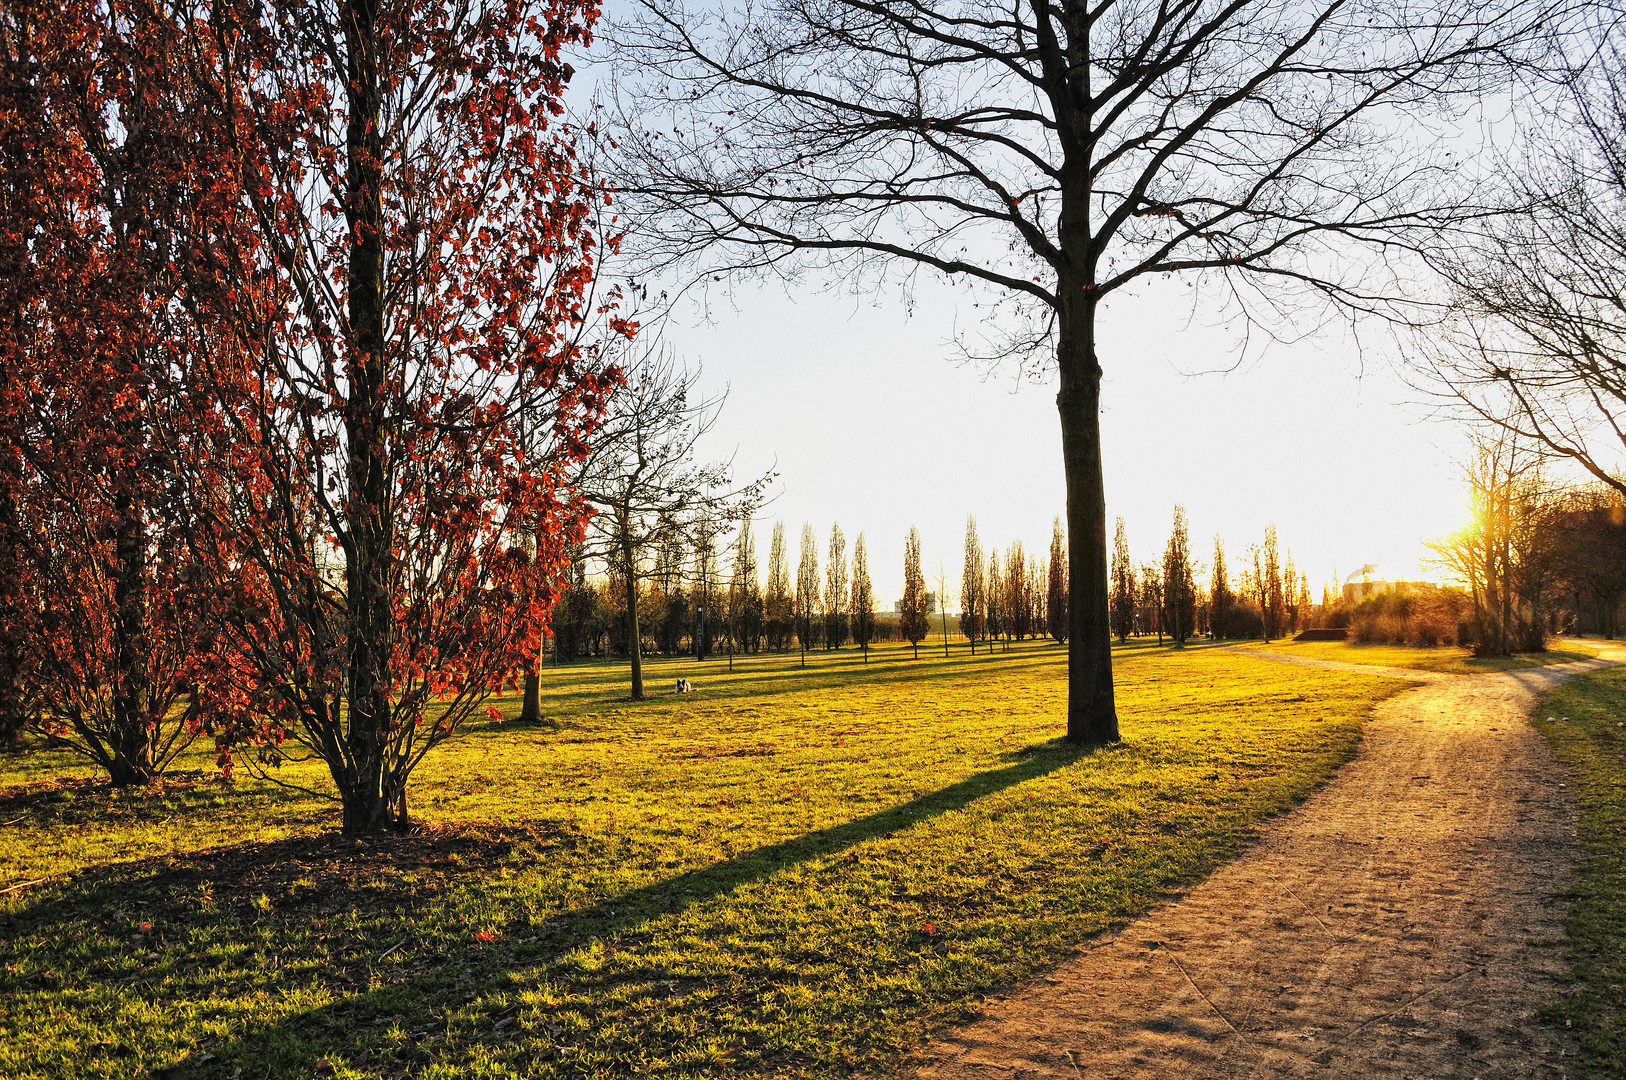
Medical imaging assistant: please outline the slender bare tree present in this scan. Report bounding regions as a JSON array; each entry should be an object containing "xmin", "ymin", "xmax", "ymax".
[
  {"xmin": 765, "ymin": 521, "xmax": 792, "ymax": 650},
  {"xmin": 572, "ymin": 347, "xmax": 770, "ymax": 699},
  {"xmin": 900, "ymin": 527, "xmax": 930, "ymax": 658},
  {"xmin": 795, "ymin": 521, "xmax": 820, "ymax": 665},
  {"xmin": 851, "ymin": 532, "xmax": 876, "ymax": 660},
  {"xmin": 961, "ymin": 515, "xmax": 984, "ymax": 653},
  {"xmin": 1163, "ymin": 506, "xmax": 1197, "ymax": 644},
  {"xmin": 1109, "ymin": 518, "xmax": 1135, "ymax": 641},
  {"xmin": 1048, "ymin": 516, "xmax": 1068, "ymax": 644},
  {"xmin": 824, "ymin": 523, "xmax": 849, "ymax": 649},
  {"xmin": 1210, "ymin": 536, "xmax": 1234, "ymax": 640}
]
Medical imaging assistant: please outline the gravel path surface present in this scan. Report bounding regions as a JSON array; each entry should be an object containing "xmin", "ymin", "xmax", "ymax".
[{"xmin": 907, "ymin": 644, "xmax": 1624, "ymax": 1080}]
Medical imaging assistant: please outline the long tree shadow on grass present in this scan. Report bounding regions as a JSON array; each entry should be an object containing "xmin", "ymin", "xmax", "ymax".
[
  {"xmin": 4, "ymin": 741, "xmax": 1090, "ymax": 1078},
  {"xmin": 508, "ymin": 650, "xmax": 1072, "ymax": 725}
]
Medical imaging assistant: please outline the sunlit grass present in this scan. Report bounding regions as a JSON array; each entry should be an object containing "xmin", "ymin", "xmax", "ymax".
[
  {"xmin": 1252, "ymin": 637, "xmax": 1599, "ymax": 675},
  {"xmin": 1, "ymin": 639, "xmax": 1409, "ymax": 1079},
  {"xmin": 1534, "ymin": 665, "xmax": 1626, "ymax": 1078}
]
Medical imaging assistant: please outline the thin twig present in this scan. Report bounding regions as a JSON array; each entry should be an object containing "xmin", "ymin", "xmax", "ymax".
[
  {"xmin": 0, "ymin": 877, "xmax": 50, "ymax": 895},
  {"xmin": 378, "ymin": 937, "xmax": 410, "ymax": 961},
  {"xmin": 1287, "ymin": 888, "xmax": 1338, "ymax": 939},
  {"xmin": 1311, "ymin": 970, "xmax": 1470, "ymax": 1062},
  {"xmin": 1168, "ymin": 952, "xmax": 1238, "ymax": 1033}
]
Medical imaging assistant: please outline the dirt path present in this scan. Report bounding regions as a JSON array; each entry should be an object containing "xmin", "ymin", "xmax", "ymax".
[{"xmin": 908, "ymin": 644, "xmax": 1625, "ymax": 1080}]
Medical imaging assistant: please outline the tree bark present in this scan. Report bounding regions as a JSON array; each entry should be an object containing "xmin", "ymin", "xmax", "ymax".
[
  {"xmin": 520, "ymin": 638, "xmax": 542, "ymax": 723},
  {"xmin": 622, "ymin": 531, "xmax": 645, "ymax": 700},
  {"xmin": 340, "ymin": 0, "xmax": 397, "ymax": 834},
  {"xmin": 108, "ymin": 468, "xmax": 155, "ymax": 786},
  {"xmin": 1057, "ymin": 289, "xmax": 1119, "ymax": 745}
]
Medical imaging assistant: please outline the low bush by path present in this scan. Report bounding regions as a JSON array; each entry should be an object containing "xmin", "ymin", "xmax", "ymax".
[
  {"xmin": 0, "ymin": 641, "xmax": 1408, "ymax": 1080},
  {"xmin": 1254, "ymin": 638, "xmax": 1598, "ymax": 675},
  {"xmin": 1535, "ymin": 664, "xmax": 1626, "ymax": 1079}
]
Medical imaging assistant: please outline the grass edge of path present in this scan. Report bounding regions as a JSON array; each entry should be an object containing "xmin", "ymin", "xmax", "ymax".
[{"xmin": 1533, "ymin": 663, "xmax": 1626, "ymax": 1080}]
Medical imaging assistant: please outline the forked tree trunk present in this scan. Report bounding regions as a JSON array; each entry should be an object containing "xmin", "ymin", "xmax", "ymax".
[
  {"xmin": 340, "ymin": 0, "xmax": 399, "ymax": 835},
  {"xmin": 1057, "ymin": 287, "xmax": 1119, "ymax": 746}
]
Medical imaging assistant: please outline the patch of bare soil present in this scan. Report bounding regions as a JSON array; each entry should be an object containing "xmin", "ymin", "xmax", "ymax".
[{"xmin": 908, "ymin": 644, "xmax": 1625, "ymax": 1080}]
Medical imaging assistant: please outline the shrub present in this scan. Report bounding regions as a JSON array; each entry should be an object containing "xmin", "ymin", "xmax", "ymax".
[{"xmin": 1347, "ymin": 589, "xmax": 1471, "ymax": 646}]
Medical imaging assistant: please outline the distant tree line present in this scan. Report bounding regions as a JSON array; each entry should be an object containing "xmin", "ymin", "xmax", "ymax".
[
  {"xmin": 958, "ymin": 516, "xmax": 1069, "ymax": 654},
  {"xmin": 555, "ymin": 513, "xmax": 1082, "ymax": 668},
  {"xmin": 1107, "ymin": 507, "xmax": 1315, "ymax": 645},
  {"xmin": 550, "ymin": 517, "xmax": 896, "ymax": 665}
]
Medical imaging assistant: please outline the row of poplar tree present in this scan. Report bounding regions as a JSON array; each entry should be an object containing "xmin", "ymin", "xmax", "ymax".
[
  {"xmin": 551, "ymin": 517, "xmax": 1078, "ymax": 662},
  {"xmin": 548, "ymin": 504, "xmax": 1321, "ymax": 667},
  {"xmin": 957, "ymin": 517, "xmax": 1070, "ymax": 652},
  {"xmin": 1109, "ymin": 508, "xmax": 1316, "ymax": 644},
  {"xmin": 552, "ymin": 520, "xmax": 889, "ymax": 662}
]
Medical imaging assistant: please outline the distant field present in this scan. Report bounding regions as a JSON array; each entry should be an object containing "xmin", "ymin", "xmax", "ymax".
[
  {"xmin": 1, "ymin": 639, "xmax": 1409, "ymax": 1080},
  {"xmin": 1253, "ymin": 638, "xmax": 1600, "ymax": 675}
]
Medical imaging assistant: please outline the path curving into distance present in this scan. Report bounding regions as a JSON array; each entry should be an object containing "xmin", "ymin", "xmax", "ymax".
[{"xmin": 907, "ymin": 642, "xmax": 1626, "ymax": 1080}]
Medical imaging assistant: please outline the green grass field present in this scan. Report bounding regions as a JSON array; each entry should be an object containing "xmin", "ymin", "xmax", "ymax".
[
  {"xmin": 1252, "ymin": 638, "xmax": 1599, "ymax": 674},
  {"xmin": 0, "ymin": 639, "xmax": 1410, "ymax": 1080},
  {"xmin": 1534, "ymin": 665, "xmax": 1626, "ymax": 1079}
]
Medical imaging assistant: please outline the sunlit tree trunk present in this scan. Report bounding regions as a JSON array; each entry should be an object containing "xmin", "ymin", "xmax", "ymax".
[
  {"xmin": 622, "ymin": 528, "xmax": 645, "ymax": 700},
  {"xmin": 1057, "ymin": 273, "xmax": 1118, "ymax": 745}
]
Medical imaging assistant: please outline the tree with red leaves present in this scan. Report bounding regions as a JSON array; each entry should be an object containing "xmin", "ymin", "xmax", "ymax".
[
  {"xmin": 0, "ymin": 1, "xmax": 221, "ymax": 782},
  {"xmin": 164, "ymin": 0, "xmax": 622, "ymax": 832}
]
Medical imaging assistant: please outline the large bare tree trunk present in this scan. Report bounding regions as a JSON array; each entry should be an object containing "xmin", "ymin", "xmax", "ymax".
[
  {"xmin": 1057, "ymin": 287, "xmax": 1119, "ymax": 745},
  {"xmin": 341, "ymin": 0, "xmax": 398, "ymax": 834}
]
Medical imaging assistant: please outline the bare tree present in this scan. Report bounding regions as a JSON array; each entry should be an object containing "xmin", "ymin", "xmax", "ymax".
[
  {"xmin": 961, "ymin": 515, "xmax": 984, "ymax": 653},
  {"xmin": 985, "ymin": 548, "xmax": 1004, "ymax": 650},
  {"xmin": 1163, "ymin": 505, "xmax": 1197, "ymax": 644},
  {"xmin": 1283, "ymin": 550, "xmax": 1300, "ymax": 633},
  {"xmin": 572, "ymin": 347, "xmax": 770, "ymax": 699},
  {"xmin": 728, "ymin": 516, "xmax": 763, "ymax": 655},
  {"xmin": 1421, "ymin": 48, "xmax": 1626, "ymax": 497},
  {"xmin": 1006, "ymin": 541, "xmax": 1028, "ymax": 642},
  {"xmin": 900, "ymin": 527, "xmax": 931, "ymax": 658},
  {"xmin": 824, "ymin": 523, "xmax": 849, "ymax": 649},
  {"xmin": 1109, "ymin": 518, "xmax": 1135, "ymax": 642},
  {"xmin": 1263, "ymin": 524, "xmax": 1287, "ymax": 640},
  {"xmin": 1139, "ymin": 561, "xmax": 1164, "ymax": 644},
  {"xmin": 795, "ymin": 521, "xmax": 820, "ymax": 665},
  {"xmin": 765, "ymin": 521, "xmax": 792, "ymax": 650},
  {"xmin": 610, "ymin": 0, "xmax": 1563, "ymax": 743},
  {"xmin": 1210, "ymin": 536, "xmax": 1234, "ymax": 639},
  {"xmin": 1248, "ymin": 543, "xmax": 1271, "ymax": 643},
  {"xmin": 851, "ymin": 531, "xmax": 876, "ymax": 660},
  {"xmin": 1425, "ymin": 429, "xmax": 1549, "ymax": 653},
  {"xmin": 1048, "ymin": 516, "xmax": 1068, "ymax": 644}
]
